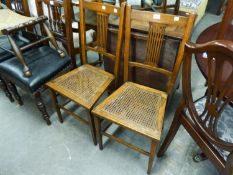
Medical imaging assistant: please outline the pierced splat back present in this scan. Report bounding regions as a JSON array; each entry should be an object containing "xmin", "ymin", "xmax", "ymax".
[
  {"xmin": 36, "ymin": 0, "xmax": 67, "ymax": 39},
  {"xmin": 183, "ymin": 40, "xmax": 233, "ymax": 152},
  {"xmin": 78, "ymin": 0, "xmax": 125, "ymax": 86},
  {"xmin": 144, "ymin": 22, "xmax": 167, "ymax": 67},
  {"xmin": 35, "ymin": 0, "xmax": 75, "ymax": 66},
  {"xmin": 96, "ymin": 12, "xmax": 109, "ymax": 51},
  {"xmin": 123, "ymin": 5, "xmax": 196, "ymax": 95}
]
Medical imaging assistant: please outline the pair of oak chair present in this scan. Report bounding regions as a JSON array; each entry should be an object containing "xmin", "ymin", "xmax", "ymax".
[{"xmin": 46, "ymin": 0, "xmax": 196, "ymax": 174}]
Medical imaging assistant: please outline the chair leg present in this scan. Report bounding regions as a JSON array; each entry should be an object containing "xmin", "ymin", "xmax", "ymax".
[
  {"xmin": 157, "ymin": 101, "xmax": 184, "ymax": 157},
  {"xmin": 95, "ymin": 116, "xmax": 103, "ymax": 150},
  {"xmin": 193, "ymin": 152, "xmax": 208, "ymax": 162},
  {"xmin": 88, "ymin": 111, "xmax": 97, "ymax": 145},
  {"xmin": 147, "ymin": 140, "xmax": 157, "ymax": 175},
  {"xmin": 49, "ymin": 89, "xmax": 63, "ymax": 123},
  {"xmin": 0, "ymin": 77, "xmax": 14, "ymax": 102},
  {"xmin": 34, "ymin": 92, "xmax": 51, "ymax": 125},
  {"xmin": 7, "ymin": 81, "xmax": 23, "ymax": 105}
]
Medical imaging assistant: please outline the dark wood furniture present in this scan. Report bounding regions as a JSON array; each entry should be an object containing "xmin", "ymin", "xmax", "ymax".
[
  {"xmin": 0, "ymin": 0, "xmax": 31, "ymax": 102},
  {"xmin": 92, "ymin": 6, "xmax": 195, "ymax": 174},
  {"xmin": 46, "ymin": 1, "xmax": 125, "ymax": 144},
  {"xmin": 196, "ymin": 0, "xmax": 233, "ymax": 95},
  {"xmin": 217, "ymin": 0, "xmax": 227, "ymax": 15},
  {"xmin": 0, "ymin": 9, "xmax": 74, "ymax": 124},
  {"xmin": 151, "ymin": 0, "xmax": 180, "ymax": 14},
  {"xmin": 0, "ymin": 0, "xmax": 30, "ymax": 16},
  {"xmin": 158, "ymin": 40, "xmax": 233, "ymax": 175},
  {"xmin": 35, "ymin": 0, "xmax": 76, "ymax": 67}
]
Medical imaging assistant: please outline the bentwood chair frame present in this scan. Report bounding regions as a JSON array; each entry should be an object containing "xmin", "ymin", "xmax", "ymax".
[
  {"xmin": 158, "ymin": 40, "xmax": 233, "ymax": 175},
  {"xmin": 46, "ymin": 1, "xmax": 125, "ymax": 144},
  {"xmin": 92, "ymin": 4, "xmax": 195, "ymax": 174}
]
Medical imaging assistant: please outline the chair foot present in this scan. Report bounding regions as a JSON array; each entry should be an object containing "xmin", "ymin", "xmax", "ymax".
[
  {"xmin": 0, "ymin": 77, "xmax": 14, "ymax": 102},
  {"xmin": 157, "ymin": 100, "xmax": 184, "ymax": 157},
  {"xmin": 94, "ymin": 116, "xmax": 103, "ymax": 150},
  {"xmin": 147, "ymin": 140, "xmax": 157, "ymax": 175},
  {"xmin": 7, "ymin": 81, "xmax": 23, "ymax": 105},
  {"xmin": 34, "ymin": 92, "xmax": 51, "ymax": 125},
  {"xmin": 88, "ymin": 112, "xmax": 97, "ymax": 145},
  {"xmin": 49, "ymin": 89, "xmax": 63, "ymax": 123},
  {"xmin": 193, "ymin": 152, "xmax": 208, "ymax": 162}
]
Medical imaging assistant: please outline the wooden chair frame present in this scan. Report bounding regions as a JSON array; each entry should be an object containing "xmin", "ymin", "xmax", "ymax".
[
  {"xmin": 152, "ymin": 0, "xmax": 180, "ymax": 14},
  {"xmin": 0, "ymin": 0, "xmax": 30, "ymax": 103},
  {"xmin": 92, "ymin": 4, "xmax": 195, "ymax": 175},
  {"xmin": 35, "ymin": 0, "xmax": 76, "ymax": 68},
  {"xmin": 0, "ymin": 0, "xmax": 30, "ymax": 16},
  {"xmin": 158, "ymin": 40, "xmax": 233, "ymax": 175},
  {"xmin": 46, "ymin": 1, "xmax": 125, "ymax": 144}
]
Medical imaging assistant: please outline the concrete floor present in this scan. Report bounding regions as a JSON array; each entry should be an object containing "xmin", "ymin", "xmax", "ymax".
[{"xmin": 0, "ymin": 9, "xmax": 223, "ymax": 175}]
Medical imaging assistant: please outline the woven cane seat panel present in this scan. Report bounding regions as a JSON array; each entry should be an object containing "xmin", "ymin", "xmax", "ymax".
[
  {"xmin": 93, "ymin": 82, "xmax": 167, "ymax": 140},
  {"xmin": 49, "ymin": 65, "xmax": 114, "ymax": 109}
]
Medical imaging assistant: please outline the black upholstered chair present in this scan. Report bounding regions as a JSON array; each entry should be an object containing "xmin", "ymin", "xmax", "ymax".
[
  {"xmin": 0, "ymin": 16, "xmax": 74, "ymax": 125},
  {"xmin": 0, "ymin": 34, "xmax": 28, "ymax": 103}
]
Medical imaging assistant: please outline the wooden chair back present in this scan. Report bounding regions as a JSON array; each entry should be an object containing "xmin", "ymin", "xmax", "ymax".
[
  {"xmin": 78, "ymin": 0, "xmax": 125, "ymax": 85},
  {"xmin": 1, "ymin": 0, "xmax": 30, "ymax": 16},
  {"xmin": 123, "ymin": 4, "xmax": 195, "ymax": 95},
  {"xmin": 152, "ymin": 0, "xmax": 180, "ymax": 15},
  {"xmin": 35, "ymin": 0, "xmax": 75, "ymax": 66},
  {"xmin": 182, "ymin": 40, "xmax": 233, "ymax": 154}
]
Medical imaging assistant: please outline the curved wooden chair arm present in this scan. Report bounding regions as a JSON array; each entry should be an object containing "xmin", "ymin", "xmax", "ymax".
[{"xmin": 223, "ymin": 151, "xmax": 233, "ymax": 175}]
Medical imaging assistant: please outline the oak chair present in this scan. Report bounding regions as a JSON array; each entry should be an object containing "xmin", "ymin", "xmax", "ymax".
[
  {"xmin": 157, "ymin": 40, "xmax": 233, "ymax": 175},
  {"xmin": 46, "ymin": 1, "xmax": 125, "ymax": 144},
  {"xmin": 92, "ymin": 4, "xmax": 195, "ymax": 174}
]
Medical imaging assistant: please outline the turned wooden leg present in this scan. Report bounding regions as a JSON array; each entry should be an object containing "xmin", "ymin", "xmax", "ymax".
[
  {"xmin": 7, "ymin": 81, "xmax": 23, "ymax": 105},
  {"xmin": 88, "ymin": 111, "xmax": 97, "ymax": 145},
  {"xmin": 49, "ymin": 89, "xmax": 63, "ymax": 123},
  {"xmin": 34, "ymin": 92, "xmax": 51, "ymax": 125},
  {"xmin": 147, "ymin": 140, "xmax": 157, "ymax": 175},
  {"xmin": 0, "ymin": 76, "xmax": 14, "ymax": 102},
  {"xmin": 157, "ymin": 100, "xmax": 184, "ymax": 157},
  {"xmin": 95, "ymin": 116, "xmax": 103, "ymax": 150}
]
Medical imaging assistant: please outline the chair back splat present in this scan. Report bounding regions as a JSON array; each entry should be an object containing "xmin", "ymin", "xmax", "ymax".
[
  {"xmin": 78, "ymin": 0, "xmax": 125, "ymax": 87},
  {"xmin": 35, "ymin": 0, "xmax": 75, "ymax": 67},
  {"xmin": 183, "ymin": 41, "xmax": 233, "ymax": 153},
  {"xmin": 158, "ymin": 40, "xmax": 233, "ymax": 175},
  {"xmin": 0, "ymin": 0, "xmax": 30, "ymax": 16},
  {"xmin": 123, "ymin": 5, "xmax": 196, "ymax": 95}
]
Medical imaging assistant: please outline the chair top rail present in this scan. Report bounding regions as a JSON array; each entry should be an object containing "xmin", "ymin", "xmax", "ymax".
[{"xmin": 75, "ymin": 1, "xmax": 121, "ymax": 16}]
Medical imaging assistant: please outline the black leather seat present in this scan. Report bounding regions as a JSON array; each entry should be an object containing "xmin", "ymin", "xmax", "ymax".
[
  {"xmin": 0, "ymin": 46, "xmax": 71, "ymax": 93},
  {"xmin": 0, "ymin": 35, "xmax": 27, "ymax": 62},
  {"xmin": 0, "ymin": 45, "xmax": 71, "ymax": 125},
  {"xmin": 0, "ymin": 34, "xmax": 29, "ymax": 102}
]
